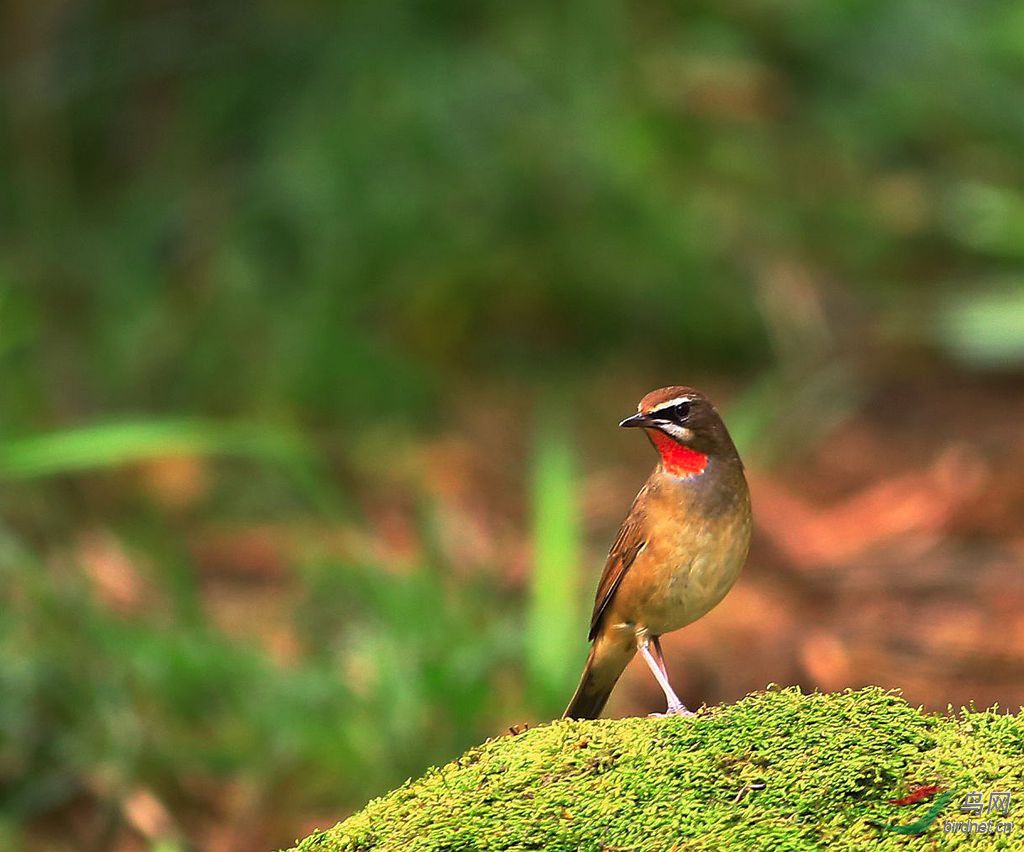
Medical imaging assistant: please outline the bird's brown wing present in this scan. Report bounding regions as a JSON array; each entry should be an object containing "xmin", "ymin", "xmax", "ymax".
[{"xmin": 587, "ymin": 487, "xmax": 648, "ymax": 641}]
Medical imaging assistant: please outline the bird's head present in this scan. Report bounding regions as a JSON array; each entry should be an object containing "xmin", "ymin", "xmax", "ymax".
[{"xmin": 619, "ymin": 386, "xmax": 738, "ymax": 477}]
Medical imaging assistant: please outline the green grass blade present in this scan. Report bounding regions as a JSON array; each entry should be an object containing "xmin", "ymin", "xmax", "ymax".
[
  {"xmin": 0, "ymin": 419, "xmax": 310, "ymax": 479},
  {"xmin": 526, "ymin": 411, "xmax": 584, "ymax": 715}
]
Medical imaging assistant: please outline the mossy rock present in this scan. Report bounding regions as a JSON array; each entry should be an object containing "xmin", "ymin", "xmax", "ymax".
[{"xmin": 292, "ymin": 687, "xmax": 1024, "ymax": 850}]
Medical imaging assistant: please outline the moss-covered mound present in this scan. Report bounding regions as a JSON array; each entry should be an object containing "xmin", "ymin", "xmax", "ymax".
[{"xmin": 293, "ymin": 688, "xmax": 1024, "ymax": 850}]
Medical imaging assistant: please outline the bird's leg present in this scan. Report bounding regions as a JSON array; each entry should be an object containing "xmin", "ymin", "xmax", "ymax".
[
  {"xmin": 637, "ymin": 634, "xmax": 693, "ymax": 717},
  {"xmin": 650, "ymin": 636, "xmax": 670, "ymax": 680}
]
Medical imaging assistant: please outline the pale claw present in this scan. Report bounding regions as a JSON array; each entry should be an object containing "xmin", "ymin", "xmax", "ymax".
[{"xmin": 648, "ymin": 704, "xmax": 694, "ymax": 718}]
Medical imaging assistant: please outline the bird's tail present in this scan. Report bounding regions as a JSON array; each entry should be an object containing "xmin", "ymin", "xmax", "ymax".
[{"xmin": 562, "ymin": 635, "xmax": 634, "ymax": 720}]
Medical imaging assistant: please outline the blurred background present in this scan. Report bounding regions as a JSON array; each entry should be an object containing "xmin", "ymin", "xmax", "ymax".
[{"xmin": 3, "ymin": 1, "xmax": 1024, "ymax": 849}]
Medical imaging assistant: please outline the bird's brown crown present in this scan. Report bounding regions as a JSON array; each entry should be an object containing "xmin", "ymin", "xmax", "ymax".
[
  {"xmin": 622, "ymin": 385, "xmax": 740, "ymax": 476},
  {"xmin": 637, "ymin": 385, "xmax": 706, "ymax": 415}
]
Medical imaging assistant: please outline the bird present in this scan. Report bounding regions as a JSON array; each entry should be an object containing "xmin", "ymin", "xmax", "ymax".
[{"xmin": 563, "ymin": 386, "xmax": 751, "ymax": 720}]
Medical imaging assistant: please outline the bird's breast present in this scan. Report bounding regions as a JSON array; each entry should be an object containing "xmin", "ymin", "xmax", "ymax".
[{"xmin": 613, "ymin": 465, "xmax": 751, "ymax": 636}]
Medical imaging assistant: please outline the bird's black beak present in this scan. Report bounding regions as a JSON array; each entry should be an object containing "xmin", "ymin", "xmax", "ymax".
[{"xmin": 619, "ymin": 412, "xmax": 652, "ymax": 428}]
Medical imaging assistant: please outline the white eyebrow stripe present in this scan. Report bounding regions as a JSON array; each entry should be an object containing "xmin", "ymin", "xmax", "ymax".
[{"xmin": 649, "ymin": 396, "xmax": 692, "ymax": 412}]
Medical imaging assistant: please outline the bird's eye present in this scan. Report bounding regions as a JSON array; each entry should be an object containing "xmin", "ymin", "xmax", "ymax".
[{"xmin": 660, "ymin": 402, "xmax": 690, "ymax": 423}]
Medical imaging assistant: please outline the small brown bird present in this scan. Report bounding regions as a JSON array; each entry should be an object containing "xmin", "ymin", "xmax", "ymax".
[{"xmin": 563, "ymin": 386, "xmax": 751, "ymax": 719}]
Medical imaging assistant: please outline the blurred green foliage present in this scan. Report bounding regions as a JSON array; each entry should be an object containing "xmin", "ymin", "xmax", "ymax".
[
  {"xmin": 0, "ymin": 510, "xmax": 520, "ymax": 846},
  {"xmin": 5, "ymin": 1, "xmax": 1024, "ymax": 432},
  {"xmin": 2, "ymin": 0, "xmax": 1024, "ymax": 847}
]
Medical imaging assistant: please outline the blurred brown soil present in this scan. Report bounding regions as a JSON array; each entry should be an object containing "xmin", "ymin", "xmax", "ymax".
[{"xmin": 178, "ymin": 371, "xmax": 1024, "ymax": 721}]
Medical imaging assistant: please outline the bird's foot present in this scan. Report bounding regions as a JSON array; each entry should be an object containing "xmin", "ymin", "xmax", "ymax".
[{"xmin": 648, "ymin": 703, "xmax": 694, "ymax": 718}]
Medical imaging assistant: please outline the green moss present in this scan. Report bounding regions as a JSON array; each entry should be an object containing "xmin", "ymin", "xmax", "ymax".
[{"xmin": 292, "ymin": 688, "xmax": 1024, "ymax": 851}]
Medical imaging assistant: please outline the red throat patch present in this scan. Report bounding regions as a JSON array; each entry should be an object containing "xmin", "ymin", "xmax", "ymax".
[{"xmin": 646, "ymin": 429, "xmax": 708, "ymax": 477}]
